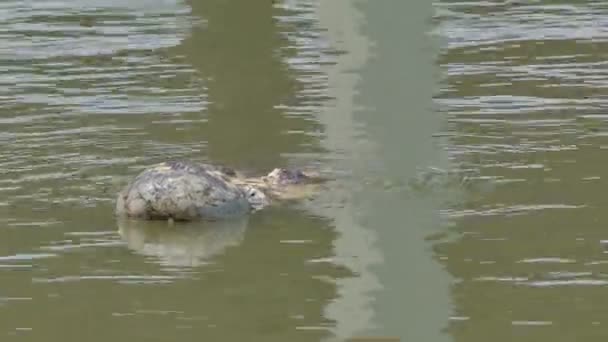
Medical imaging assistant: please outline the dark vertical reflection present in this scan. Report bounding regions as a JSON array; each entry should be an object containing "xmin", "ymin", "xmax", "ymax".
[
  {"xmin": 0, "ymin": 0, "xmax": 344, "ymax": 341},
  {"xmin": 177, "ymin": 0, "xmax": 322, "ymax": 171}
]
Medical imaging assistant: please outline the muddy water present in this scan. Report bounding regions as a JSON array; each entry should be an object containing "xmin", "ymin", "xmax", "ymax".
[
  {"xmin": 4, "ymin": 0, "xmax": 602, "ymax": 341},
  {"xmin": 436, "ymin": 0, "xmax": 608, "ymax": 341},
  {"xmin": 1, "ymin": 1, "xmax": 344, "ymax": 341}
]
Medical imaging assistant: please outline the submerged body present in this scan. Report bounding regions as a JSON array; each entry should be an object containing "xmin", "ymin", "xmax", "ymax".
[
  {"xmin": 116, "ymin": 160, "xmax": 321, "ymax": 221},
  {"xmin": 116, "ymin": 161, "xmax": 262, "ymax": 221}
]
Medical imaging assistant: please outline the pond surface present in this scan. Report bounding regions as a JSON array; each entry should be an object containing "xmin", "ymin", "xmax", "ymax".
[
  {"xmin": 436, "ymin": 0, "xmax": 608, "ymax": 341},
  {"xmin": 2, "ymin": 0, "xmax": 605, "ymax": 341},
  {"xmin": 1, "ymin": 1, "xmax": 348, "ymax": 340}
]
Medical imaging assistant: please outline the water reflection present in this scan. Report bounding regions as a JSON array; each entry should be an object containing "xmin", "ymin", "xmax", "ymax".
[
  {"xmin": 0, "ymin": 0, "xmax": 345, "ymax": 340},
  {"xmin": 312, "ymin": 0, "xmax": 454, "ymax": 340},
  {"xmin": 177, "ymin": 0, "xmax": 325, "ymax": 171},
  {"xmin": 118, "ymin": 218, "xmax": 247, "ymax": 268}
]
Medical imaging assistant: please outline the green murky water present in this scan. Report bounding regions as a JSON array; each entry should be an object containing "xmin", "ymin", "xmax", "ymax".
[
  {"xmin": 436, "ymin": 1, "xmax": 608, "ymax": 341},
  {"xmin": 0, "ymin": 1, "xmax": 350, "ymax": 340},
  {"xmin": 3, "ymin": 0, "xmax": 604, "ymax": 341}
]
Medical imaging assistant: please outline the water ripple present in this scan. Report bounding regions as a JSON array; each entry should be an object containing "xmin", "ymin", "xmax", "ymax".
[
  {"xmin": 0, "ymin": 253, "xmax": 56, "ymax": 261},
  {"xmin": 33, "ymin": 274, "xmax": 178, "ymax": 284},
  {"xmin": 436, "ymin": 0, "xmax": 608, "ymax": 336},
  {"xmin": 0, "ymin": 0, "xmax": 211, "ymax": 213}
]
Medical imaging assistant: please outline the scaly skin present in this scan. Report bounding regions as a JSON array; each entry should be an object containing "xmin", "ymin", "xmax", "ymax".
[{"xmin": 116, "ymin": 161, "xmax": 323, "ymax": 222}]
